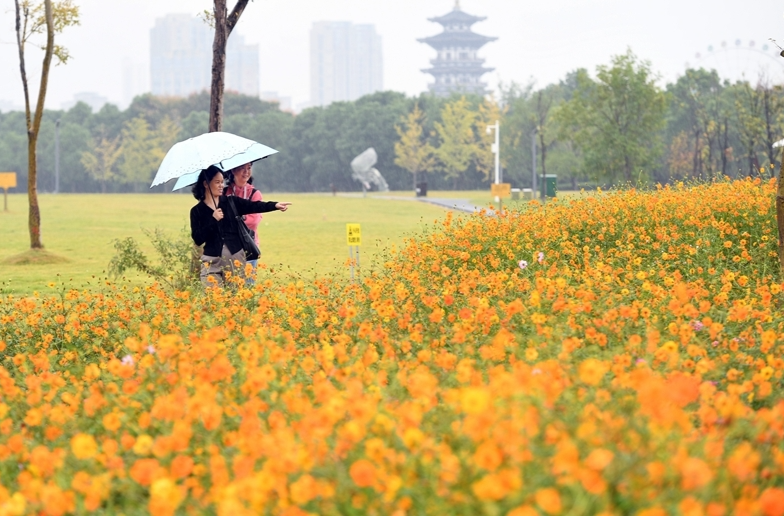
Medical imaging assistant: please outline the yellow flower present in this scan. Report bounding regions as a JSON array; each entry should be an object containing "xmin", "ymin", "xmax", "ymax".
[
  {"xmin": 578, "ymin": 358, "xmax": 610, "ymax": 386},
  {"xmin": 71, "ymin": 433, "xmax": 98, "ymax": 460},
  {"xmin": 133, "ymin": 434, "xmax": 154, "ymax": 456},
  {"xmin": 460, "ymin": 387, "xmax": 491, "ymax": 415}
]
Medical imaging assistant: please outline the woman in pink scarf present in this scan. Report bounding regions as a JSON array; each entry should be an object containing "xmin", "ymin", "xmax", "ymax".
[{"xmin": 225, "ymin": 163, "xmax": 263, "ymax": 276}]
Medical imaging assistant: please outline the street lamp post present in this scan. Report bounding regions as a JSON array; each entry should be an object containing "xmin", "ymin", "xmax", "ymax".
[
  {"xmin": 532, "ymin": 128, "xmax": 537, "ymax": 200},
  {"xmin": 486, "ymin": 120, "xmax": 500, "ymax": 200},
  {"xmin": 54, "ymin": 119, "xmax": 60, "ymax": 194}
]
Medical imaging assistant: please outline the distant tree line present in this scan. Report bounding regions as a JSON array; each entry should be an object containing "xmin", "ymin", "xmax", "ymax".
[{"xmin": 1, "ymin": 50, "xmax": 782, "ymax": 194}]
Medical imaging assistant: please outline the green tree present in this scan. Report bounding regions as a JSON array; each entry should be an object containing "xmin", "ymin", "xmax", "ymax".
[
  {"xmin": 394, "ymin": 104, "xmax": 436, "ymax": 189},
  {"xmin": 14, "ymin": 0, "xmax": 80, "ymax": 248},
  {"xmin": 557, "ymin": 50, "xmax": 667, "ymax": 184},
  {"xmin": 117, "ymin": 117, "xmax": 179, "ymax": 191},
  {"xmin": 665, "ymin": 69, "xmax": 727, "ymax": 180},
  {"xmin": 734, "ymin": 81, "xmax": 765, "ymax": 177},
  {"xmin": 757, "ymin": 78, "xmax": 784, "ymax": 171},
  {"xmin": 81, "ymin": 126, "xmax": 121, "ymax": 193},
  {"xmin": 434, "ymin": 97, "xmax": 478, "ymax": 189}
]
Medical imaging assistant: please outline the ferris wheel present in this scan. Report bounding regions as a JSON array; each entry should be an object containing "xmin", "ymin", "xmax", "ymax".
[{"xmin": 685, "ymin": 39, "xmax": 784, "ymax": 85}]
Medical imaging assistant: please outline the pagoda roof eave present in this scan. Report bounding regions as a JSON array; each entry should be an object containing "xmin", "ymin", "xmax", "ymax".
[
  {"xmin": 427, "ymin": 10, "xmax": 486, "ymax": 26},
  {"xmin": 417, "ymin": 33, "xmax": 497, "ymax": 49},
  {"xmin": 422, "ymin": 67, "xmax": 495, "ymax": 75}
]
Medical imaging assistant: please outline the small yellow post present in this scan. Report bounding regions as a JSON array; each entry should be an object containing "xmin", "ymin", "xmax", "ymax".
[
  {"xmin": 0, "ymin": 173, "xmax": 17, "ymax": 212},
  {"xmin": 346, "ymin": 223, "xmax": 362, "ymax": 280},
  {"xmin": 491, "ymin": 183, "xmax": 511, "ymax": 215}
]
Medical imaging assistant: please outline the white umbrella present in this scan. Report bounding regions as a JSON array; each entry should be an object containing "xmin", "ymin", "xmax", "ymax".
[
  {"xmin": 773, "ymin": 138, "xmax": 784, "ymax": 149},
  {"xmin": 150, "ymin": 132, "xmax": 278, "ymax": 190}
]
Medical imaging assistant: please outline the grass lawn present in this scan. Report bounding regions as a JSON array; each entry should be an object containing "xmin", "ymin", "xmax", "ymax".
[{"xmin": 0, "ymin": 192, "xmax": 448, "ymax": 294}]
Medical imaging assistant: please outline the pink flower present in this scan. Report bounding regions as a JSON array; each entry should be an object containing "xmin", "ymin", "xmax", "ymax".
[
  {"xmin": 537, "ymin": 252, "xmax": 544, "ymax": 264},
  {"xmin": 691, "ymin": 320, "xmax": 705, "ymax": 331},
  {"xmin": 121, "ymin": 355, "xmax": 135, "ymax": 367},
  {"xmin": 518, "ymin": 260, "xmax": 528, "ymax": 270},
  {"xmin": 147, "ymin": 345, "xmax": 156, "ymax": 354}
]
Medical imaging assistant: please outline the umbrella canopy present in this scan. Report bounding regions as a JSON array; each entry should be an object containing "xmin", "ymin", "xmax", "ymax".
[{"xmin": 150, "ymin": 132, "xmax": 278, "ymax": 190}]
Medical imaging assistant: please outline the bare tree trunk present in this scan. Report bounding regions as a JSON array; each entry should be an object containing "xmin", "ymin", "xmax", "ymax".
[
  {"xmin": 16, "ymin": 0, "xmax": 55, "ymax": 249},
  {"xmin": 208, "ymin": 0, "xmax": 251, "ymax": 133},
  {"xmin": 209, "ymin": 0, "xmax": 228, "ymax": 133}
]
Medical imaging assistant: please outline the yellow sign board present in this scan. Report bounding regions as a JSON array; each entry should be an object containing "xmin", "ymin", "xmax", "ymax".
[
  {"xmin": 346, "ymin": 223, "xmax": 362, "ymax": 246},
  {"xmin": 0, "ymin": 173, "xmax": 17, "ymax": 190},
  {"xmin": 491, "ymin": 183, "xmax": 511, "ymax": 199}
]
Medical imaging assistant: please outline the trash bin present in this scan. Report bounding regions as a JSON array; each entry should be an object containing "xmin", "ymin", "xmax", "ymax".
[
  {"xmin": 541, "ymin": 175, "xmax": 557, "ymax": 198},
  {"xmin": 416, "ymin": 182, "xmax": 428, "ymax": 197}
]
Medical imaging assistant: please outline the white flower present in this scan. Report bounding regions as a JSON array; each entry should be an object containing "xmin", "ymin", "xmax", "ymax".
[
  {"xmin": 121, "ymin": 355, "xmax": 135, "ymax": 366},
  {"xmin": 147, "ymin": 345, "xmax": 156, "ymax": 354},
  {"xmin": 518, "ymin": 260, "xmax": 528, "ymax": 270}
]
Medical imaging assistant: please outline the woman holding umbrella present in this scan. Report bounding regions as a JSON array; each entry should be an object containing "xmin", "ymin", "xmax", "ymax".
[{"xmin": 190, "ymin": 165, "xmax": 290, "ymax": 287}]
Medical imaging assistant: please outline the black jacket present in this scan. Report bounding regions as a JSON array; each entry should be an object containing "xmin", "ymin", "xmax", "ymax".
[{"xmin": 190, "ymin": 196, "xmax": 279, "ymax": 256}]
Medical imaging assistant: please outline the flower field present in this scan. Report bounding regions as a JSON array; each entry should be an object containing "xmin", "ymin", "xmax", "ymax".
[{"xmin": 2, "ymin": 178, "xmax": 784, "ymax": 515}]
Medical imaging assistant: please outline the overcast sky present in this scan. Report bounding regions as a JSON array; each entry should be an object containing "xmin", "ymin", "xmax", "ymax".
[{"xmin": 1, "ymin": 0, "xmax": 783, "ymax": 111}]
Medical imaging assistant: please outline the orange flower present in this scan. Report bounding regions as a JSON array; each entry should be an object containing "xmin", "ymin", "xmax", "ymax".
[
  {"xmin": 290, "ymin": 474, "xmax": 318, "ymax": 505},
  {"xmin": 130, "ymin": 458, "xmax": 163, "ymax": 486},
  {"xmin": 508, "ymin": 506, "xmax": 538, "ymax": 516},
  {"xmin": 578, "ymin": 358, "xmax": 609, "ymax": 386},
  {"xmin": 471, "ymin": 474, "xmax": 508, "ymax": 501},
  {"xmin": 584, "ymin": 449, "xmax": 614, "ymax": 471},
  {"xmin": 680, "ymin": 457, "xmax": 713, "ymax": 490},
  {"xmin": 535, "ymin": 488, "xmax": 562, "ymax": 515},
  {"xmin": 759, "ymin": 488, "xmax": 784, "ymax": 516},
  {"xmin": 102, "ymin": 412, "xmax": 122, "ymax": 432},
  {"xmin": 170, "ymin": 455, "xmax": 194, "ymax": 479},
  {"xmin": 473, "ymin": 441, "xmax": 503, "ymax": 471},
  {"xmin": 727, "ymin": 442, "xmax": 760, "ymax": 482},
  {"xmin": 349, "ymin": 459, "xmax": 376, "ymax": 488}
]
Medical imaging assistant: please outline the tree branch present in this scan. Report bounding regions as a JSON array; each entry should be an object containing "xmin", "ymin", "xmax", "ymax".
[
  {"xmin": 15, "ymin": 0, "xmax": 32, "ymax": 134},
  {"xmin": 33, "ymin": 0, "xmax": 55, "ymax": 138},
  {"xmin": 227, "ymin": 0, "xmax": 250, "ymax": 35}
]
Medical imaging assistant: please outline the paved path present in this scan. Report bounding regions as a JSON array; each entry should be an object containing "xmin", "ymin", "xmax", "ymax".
[{"xmin": 368, "ymin": 194, "xmax": 492, "ymax": 215}]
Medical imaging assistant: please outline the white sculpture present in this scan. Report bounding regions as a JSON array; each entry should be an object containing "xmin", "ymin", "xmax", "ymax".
[{"xmin": 351, "ymin": 148, "xmax": 389, "ymax": 192}]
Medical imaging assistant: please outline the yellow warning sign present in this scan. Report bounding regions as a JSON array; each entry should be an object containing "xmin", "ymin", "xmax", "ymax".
[
  {"xmin": 346, "ymin": 223, "xmax": 362, "ymax": 246},
  {"xmin": 491, "ymin": 183, "xmax": 511, "ymax": 199},
  {"xmin": 0, "ymin": 173, "xmax": 17, "ymax": 190}
]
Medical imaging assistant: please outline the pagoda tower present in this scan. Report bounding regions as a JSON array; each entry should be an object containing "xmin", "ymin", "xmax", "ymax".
[{"xmin": 418, "ymin": 1, "xmax": 497, "ymax": 96}]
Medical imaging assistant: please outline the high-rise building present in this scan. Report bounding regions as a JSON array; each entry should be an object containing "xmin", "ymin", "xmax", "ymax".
[
  {"xmin": 150, "ymin": 14, "xmax": 259, "ymax": 98},
  {"xmin": 418, "ymin": 1, "xmax": 497, "ymax": 96},
  {"xmin": 122, "ymin": 58, "xmax": 149, "ymax": 108},
  {"xmin": 226, "ymin": 34, "xmax": 259, "ymax": 97},
  {"xmin": 310, "ymin": 22, "xmax": 383, "ymax": 106}
]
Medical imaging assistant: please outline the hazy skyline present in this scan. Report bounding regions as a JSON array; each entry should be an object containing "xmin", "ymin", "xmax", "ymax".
[{"xmin": 1, "ymin": 0, "xmax": 782, "ymax": 111}]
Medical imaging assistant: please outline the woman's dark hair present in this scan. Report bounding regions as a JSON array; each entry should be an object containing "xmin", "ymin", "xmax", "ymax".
[{"xmin": 191, "ymin": 165, "xmax": 224, "ymax": 200}]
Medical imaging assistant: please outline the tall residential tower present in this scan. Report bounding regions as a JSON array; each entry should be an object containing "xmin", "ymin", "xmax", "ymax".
[
  {"xmin": 310, "ymin": 22, "xmax": 383, "ymax": 106},
  {"xmin": 150, "ymin": 14, "xmax": 259, "ymax": 98},
  {"xmin": 418, "ymin": 2, "xmax": 497, "ymax": 96}
]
